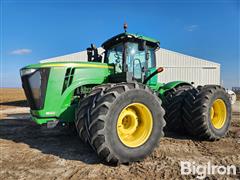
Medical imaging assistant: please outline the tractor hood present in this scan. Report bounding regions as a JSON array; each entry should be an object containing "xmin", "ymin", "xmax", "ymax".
[
  {"xmin": 21, "ymin": 61, "xmax": 113, "ymax": 70},
  {"xmin": 20, "ymin": 61, "xmax": 113, "ymax": 77},
  {"xmin": 20, "ymin": 61, "xmax": 114, "ymax": 124}
]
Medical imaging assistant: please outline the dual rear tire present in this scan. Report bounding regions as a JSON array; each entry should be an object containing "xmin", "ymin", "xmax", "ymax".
[
  {"xmin": 182, "ymin": 85, "xmax": 232, "ymax": 140},
  {"xmin": 162, "ymin": 84, "xmax": 193, "ymax": 133},
  {"xmin": 163, "ymin": 84, "xmax": 231, "ymax": 140}
]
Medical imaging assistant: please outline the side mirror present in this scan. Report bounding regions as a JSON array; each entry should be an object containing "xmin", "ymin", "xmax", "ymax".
[
  {"xmin": 87, "ymin": 44, "xmax": 102, "ymax": 62},
  {"xmin": 138, "ymin": 40, "xmax": 146, "ymax": 51},
  {"xmin": 87, "ymin": 47, "xmax": 93, "ymax": 61}
]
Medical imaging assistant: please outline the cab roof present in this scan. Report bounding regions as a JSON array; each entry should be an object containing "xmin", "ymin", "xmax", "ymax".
[{"xmin": 101, "ymin": 32, "xmax": 160, "ymax": 49}]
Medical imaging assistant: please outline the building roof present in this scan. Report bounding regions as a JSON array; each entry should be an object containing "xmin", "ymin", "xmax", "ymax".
[{"xmin": 40, "ymin": 47, "xmax": 220, "ymax": 67}]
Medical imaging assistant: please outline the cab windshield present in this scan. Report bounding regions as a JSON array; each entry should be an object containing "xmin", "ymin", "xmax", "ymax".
[
  {"xmin": 126, "ymin": 42, "xmax": 155, "ymax": 79},
  {"xmin": 105, "ymin": 42, "xmax": 155, "ymax": 79}
]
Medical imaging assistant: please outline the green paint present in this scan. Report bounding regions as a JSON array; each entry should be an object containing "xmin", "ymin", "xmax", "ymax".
[
  {"xmin": 23, "ymin": 61, "xmax": 114, "ymax": 124},
  {"xmin": 157, "ymin": 81, "xmax": 191, "ymax": 100},
  {"xmin": 24, "ymin": 61, "xmax": 114, "ymax": 69},
  {"xmin": 20, "ymin": 33, "xmax": 190, "ymax": 126}
]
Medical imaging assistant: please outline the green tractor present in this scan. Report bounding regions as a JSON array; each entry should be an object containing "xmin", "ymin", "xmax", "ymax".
[{"xmin": 20, "ymin": 29, "xmax": 231, "ymax": 164}]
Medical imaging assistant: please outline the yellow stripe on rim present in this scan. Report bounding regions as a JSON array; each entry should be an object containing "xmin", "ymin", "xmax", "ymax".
[
  {"xmin": 210, "ymin": 99, "xmax": 227, "ymax": 129},
  {"xmin": 41, "ymin": 63, "xmax": 114, "ymax": 69}
]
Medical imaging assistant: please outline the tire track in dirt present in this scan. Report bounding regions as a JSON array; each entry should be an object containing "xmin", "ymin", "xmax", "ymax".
[{"xmin": 0, "ymin": 101, "xmax": 239, "ymax": 179}]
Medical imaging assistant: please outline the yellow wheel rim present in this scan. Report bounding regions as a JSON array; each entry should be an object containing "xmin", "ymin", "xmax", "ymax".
[
  {"xmin": 117, "ymin": 103, "xmax": 153, "ymax": 148},
  {"xmin": 210, "ymin": 99, "xmax": 227, "ymax": 129}
]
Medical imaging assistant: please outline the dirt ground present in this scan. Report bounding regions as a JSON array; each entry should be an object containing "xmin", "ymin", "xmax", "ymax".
[
  {"xmin": 0, "ymin": 88, "xmax": 239, "ymax": 180},
  {"xmin": 0, "ymin": 88, "xmax": 27, "ymax": 110}
]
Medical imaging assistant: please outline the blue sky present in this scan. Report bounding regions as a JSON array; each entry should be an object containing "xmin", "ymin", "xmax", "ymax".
[{"xmin": 1, "ymin": 0, "xmax": 239, "ymax": 88}]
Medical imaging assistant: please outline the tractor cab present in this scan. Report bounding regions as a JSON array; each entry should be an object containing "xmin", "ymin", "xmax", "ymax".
[
  {"xmin": 86, "ymin": 31, "xmax": 161, "ymax": 85},
  {"xmin": 101, "ymin": 33, "xmax": 160, "ymax": 84}
]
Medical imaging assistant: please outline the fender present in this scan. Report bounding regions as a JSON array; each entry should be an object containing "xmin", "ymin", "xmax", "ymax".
[
  {"xmin": 157, "ymin": 81, "xmax": 192, "ymax": 98},
  {"xmin": 57, "ymin": 78, "xmax": 106, "ymax": 116}
]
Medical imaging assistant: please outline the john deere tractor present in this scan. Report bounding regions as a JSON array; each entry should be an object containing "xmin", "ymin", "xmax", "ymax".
[{"xmin": 20, "ymin": 29, "xmax": 231, "ymax": 164}]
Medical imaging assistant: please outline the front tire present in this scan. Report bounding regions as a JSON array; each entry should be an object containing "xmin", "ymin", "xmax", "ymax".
[
  {"xmin": 75, "ymin": 84, "xmax": 114, "ymax": 143},
  {"xmin": 85, "ymin": 83, "xmax": 165, "ymax": 164}
]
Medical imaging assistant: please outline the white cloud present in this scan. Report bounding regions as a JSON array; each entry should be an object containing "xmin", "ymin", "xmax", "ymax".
[
  {"xmin": 185, "ymin": 25, "xmax": 199, "ymax": 32},
  {"xmin": 11, "ymin": 49, "xmax": 32, "ymax": 55}
]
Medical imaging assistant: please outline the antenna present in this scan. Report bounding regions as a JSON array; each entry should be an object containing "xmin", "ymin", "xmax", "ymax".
[{"xmin": 123, "ymin": 22, "xmax": 128, "ymax": 33}]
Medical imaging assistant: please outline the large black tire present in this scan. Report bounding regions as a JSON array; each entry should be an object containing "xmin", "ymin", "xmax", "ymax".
[
  {"xmin": 182, "ymin": 85, "xmax": 232, "ymax": 140},
  {"xmin": 162, "ymin": 84, "xmax": 193, "ymax": 133},
  {"xmin": 75, "ymin": 94, "xmax": 94, "ymax": 143},
  {"xmin": 75, "ymin": 84, "xmax": 114, "ymax": 143},
  {"xmin": 84, "ymin": 82, "xmax": 165, "ymax": 164}
]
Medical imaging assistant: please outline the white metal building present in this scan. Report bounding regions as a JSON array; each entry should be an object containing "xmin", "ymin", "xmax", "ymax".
[
  {"xmin": 40, "ymin": 48, "xmax": 220, "ymax": 86},
  {"xmin": 156, "ymin": 49, "xmax": 220, "ymax": 86}
]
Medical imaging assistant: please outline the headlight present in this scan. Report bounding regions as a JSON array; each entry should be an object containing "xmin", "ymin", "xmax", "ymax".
[{"xmin": 20, "ymin": 68, "xmax": 37, "ymax": 76}]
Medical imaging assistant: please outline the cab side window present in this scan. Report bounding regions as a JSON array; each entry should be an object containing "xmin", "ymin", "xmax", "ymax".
[
  {"xmin": 105, "ymin": 44, "xmax": 123, "ymax": 73},
  {"xmin": 147, "ymin": 47, "xmax": 155, "ymax": 68}
]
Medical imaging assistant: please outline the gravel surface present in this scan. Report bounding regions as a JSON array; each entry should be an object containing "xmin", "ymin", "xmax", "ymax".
[{"xmin": 0, "ymin": 88, "xmax": 239, "ymax": 179}]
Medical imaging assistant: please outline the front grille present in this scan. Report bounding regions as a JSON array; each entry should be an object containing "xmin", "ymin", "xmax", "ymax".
[{"xmin": 21, "ymin": 68, "xmax": 50, "ymax": 110}]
